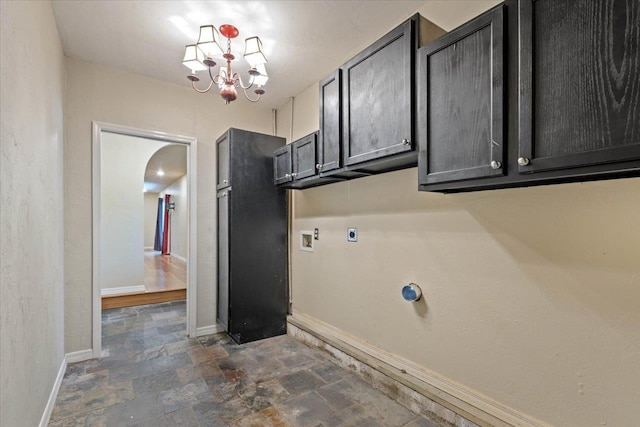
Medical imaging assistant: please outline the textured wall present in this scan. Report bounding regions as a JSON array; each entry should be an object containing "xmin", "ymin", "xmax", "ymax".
[
  {"xmin": 0, "ymin": 1, "xmax": 66, "ymax": 425},
  {"xmin": 100, "ymin": 133, "xmax": 168, "ymax": 290},
  {"xmin": 281, "ymin": 2, "xmax": 640, "ymax": 426},
  {"xmin": 160, "ymin": 174, "xmax": 188, "ymax": 260},
  {"xmin": 64, "ymin": 58, "xmax": 273, "ymax": 352}
]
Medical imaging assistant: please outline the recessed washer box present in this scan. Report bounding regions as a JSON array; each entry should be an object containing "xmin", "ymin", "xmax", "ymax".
[{"xmin": 347, "ymin": 228, "xmax": 357, "ymax": 242}]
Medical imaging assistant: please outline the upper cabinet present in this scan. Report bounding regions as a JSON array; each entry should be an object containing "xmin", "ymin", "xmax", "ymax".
[
  {"xmin": 518, "ymin": 0, "xmax": 640, "ymax": 173},
  {"xmin": 318, "ymin": 70, "xmax": 342, "ymax": 174},
  {"xmin": 342, "ymin": 20, "xmax": 414, "ymax": 168},
  {"xmin": 341, "ymin": 15, "xmax": 447, "ymax": 173},
  {"xmin": 292, "ymin": 132, "xmax": 317, "ymax": 180},
  {"xmin": 273, "ymin": 132, "xmax": 344, "ymax": 189},
  {"xmin": 419, "ymin": 0, "xmax": 640, "ymax": 193},
  {"xmin": 273, "ymin": 144, "xmax": 292, "ymax": 186},
  {"xmin": 418, "ymin": 6, "xmax": 505, "ymax": 186}
]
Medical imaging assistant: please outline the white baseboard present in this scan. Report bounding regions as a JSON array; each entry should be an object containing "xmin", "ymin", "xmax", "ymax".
[
  {"xmin": 289, "ymin": 312, "xmax": 549, "ymax": 427},
  {"xmin": 66, "ymin": 349, "xmax": 94, "ymax": 364},
  {"xmin": 170, "ymin": 253, "xmax": 187, "ymax": 263},
  {"xmin": 101, "ymin": 285, "xmax": 145, "ymax": 296},
  {"xmin": 39, "ymin": 356, "xmax": 67, "ymax": 427},
  {"xmin": 144, "ymin": 246, "xmax": 154, "ymax": 250},
  {"xmin": 195, "ymin": 324, "xmax": 224, "ymax": 337}
]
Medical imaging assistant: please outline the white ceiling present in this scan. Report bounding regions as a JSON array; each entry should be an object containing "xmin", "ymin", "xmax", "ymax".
[
  {"xmin": 144, "ymin": 144, "xmax": 187, "ymax": 193},
  {"xmin": 51, "ymin": 0, "xmax": 430, "ymax": 108}
]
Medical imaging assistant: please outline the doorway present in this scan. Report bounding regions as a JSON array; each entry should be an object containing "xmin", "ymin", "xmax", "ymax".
[{"xmin": 92, "ymin": 121, "xmax": 198, "ymax": 358}]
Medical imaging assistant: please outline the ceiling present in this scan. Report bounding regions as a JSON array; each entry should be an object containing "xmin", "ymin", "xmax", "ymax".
[
  {"xmin": 51, "ymin": 0, "xmax": 429, "ymax": 108},
  {"xmin": 144, "ymin": 144, "xmax": 187, "ymax": 193}
]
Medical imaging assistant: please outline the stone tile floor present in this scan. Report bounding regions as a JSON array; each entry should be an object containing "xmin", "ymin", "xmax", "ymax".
[{"xmin": 50, "ymin": 301, "xmax": 441, "ymax": 426}]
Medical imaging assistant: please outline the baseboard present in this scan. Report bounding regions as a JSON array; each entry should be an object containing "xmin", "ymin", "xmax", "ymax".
[
  {"xmin": 288, "ymin": 312, "xmax": 549, "ymax": 427},
  {"xmin": 144, "ymin": 246, "xmax": 154, "ymax": 250},
  {"xmin": 66, "ymin": 349, "xmax": 94, "ymax": 364},
  {"xmin": 39, "ymin": 355, "xmax": 67, "ymax": 427},
  {"xmin": 196, "ymin": 324, "xmax": 224, "ymax": 337},
  {"xmin": 101, "ymin": 285, "xmax": 145, "ymax": 296},
  {"xmin": 171, "ymin": 253, "xmax": 187, "ymax": 263}
]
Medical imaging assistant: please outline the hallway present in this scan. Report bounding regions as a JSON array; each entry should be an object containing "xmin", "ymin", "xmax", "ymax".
[
  {"xmin": 49, "ymin": 302, "xmax": 442, "ymax": 426},
  {"xmin": 102, "ymin": 252, "xmax": 187, "ymax": 309}
]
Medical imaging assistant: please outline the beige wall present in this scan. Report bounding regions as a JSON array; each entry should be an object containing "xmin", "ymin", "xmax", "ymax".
[
  {"xmin": 144, "ymin": 192, "xmax": 160, "ymax": 248},
  {"xmin": 64, "ymin": 58, "xmax": 273, "ymax": 352},
  {"xmin": 100, "ymin": 133, "xmax": 168, "ymax": 290},
  {"xmin": 160, "ymin": 174, "xmax": 188, "ymax": 261},
  {"xmin": 0, "ymin": 1, "xmax": 66, "ymax": 425},
  {"xmin": 281, "ymin": 2, "xmax": 640, "ymax": 427}
]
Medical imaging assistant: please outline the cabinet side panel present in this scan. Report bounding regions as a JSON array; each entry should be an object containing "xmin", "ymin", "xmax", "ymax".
[
  {"xmin": 217, "ymin": 133, "xmax": 230, "ymax": 189},
  {"xmin": 216, "ymin": 191, "xmax": 229, "ymax": 330}
]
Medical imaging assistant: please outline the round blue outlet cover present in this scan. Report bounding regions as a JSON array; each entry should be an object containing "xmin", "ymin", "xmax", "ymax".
[{"xmin": 402, "ymin": 283, "xmax": 422, "ymax": 302}]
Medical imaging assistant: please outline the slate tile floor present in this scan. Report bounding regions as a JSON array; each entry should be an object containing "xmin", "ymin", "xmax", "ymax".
[{"xmin": 50, "ymin": 301, "xmax": 442, "ymax": 426}]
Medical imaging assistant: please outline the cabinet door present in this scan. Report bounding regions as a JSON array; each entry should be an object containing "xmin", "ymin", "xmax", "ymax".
[
  {"xmin": 273, "ymin": 145, "xmax": 292, "ymax": 185},
  {"xmin": 418, "ymin": 5, "xmax": 505, "ymax": 185},
  {"xmin": 216, "ymin": 133, "xmax": 230, "ymax": 190},
  {"xmin": 216, "ymin": 190, "xmax": 230, "ymax": 331},
  {"xmin": 319, "ymin": 70, "xmax": 342, "ymax": 173},
  {"xmin": 518, "ymin": 0, "xmax": 640, "ymax": 173},
  {"xmin": 292, "ymin": 133, "xmax": 317, "ymax": 180},
  {"xmin": 342, "ymin": 19, "xmax": 414, "ymax": 166}
]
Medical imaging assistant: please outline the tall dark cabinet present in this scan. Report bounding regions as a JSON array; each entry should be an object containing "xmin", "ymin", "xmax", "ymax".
[{"xmin": 216, "ymin": 128, "xmax": 288, "ymax": 344}]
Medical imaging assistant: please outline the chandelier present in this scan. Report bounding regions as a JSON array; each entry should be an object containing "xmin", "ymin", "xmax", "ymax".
[{"xmin": 182, "ymin": 24, "xmax": 268, "ymax": 104}]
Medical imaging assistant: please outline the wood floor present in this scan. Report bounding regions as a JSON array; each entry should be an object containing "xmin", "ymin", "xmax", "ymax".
[{"xmin": 102, "ymin": 251, "xmax": 187, "ymax": 310}]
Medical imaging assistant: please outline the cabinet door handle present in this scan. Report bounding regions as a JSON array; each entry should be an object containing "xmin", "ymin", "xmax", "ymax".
[
  {"xmin": 490, "ymin": 160, "xmax": 502, "ymax": 169},
  {"xmin": 222, "ymin": 179, "xmax": 228, "ymax": 184},
  {"xmin": 402, "ymin": 139, "xmax": 411, "ymax": 145},
  {"xmin": 285, "ymin": 173, "xmax": 291, "ymax": 178},
  {"xmin": 291, "ymin": 173, "xmax": 297, "ymax": 178},
  {"xmin": 518, "ymin": 157, "xmax": 530, "ymax": 166},
  {"xmin": 316, "ymin": 164, "xmax": 322, "ymax": 170}
]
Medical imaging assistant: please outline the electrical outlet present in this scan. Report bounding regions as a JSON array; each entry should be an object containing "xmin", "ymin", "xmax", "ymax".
[{"xmin": 347, "ymin": 228, "xmax": 357, "ymax": 242}]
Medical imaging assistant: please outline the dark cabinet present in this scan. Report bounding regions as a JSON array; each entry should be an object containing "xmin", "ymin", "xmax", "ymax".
[
  {"xmin": 217, "ymin": 128, "xmax": 288, "ymax": 344},
  {"xmin": 273, "ymin": 144, "xmax": 292, "ymax": 185},
  {"xmin": 419, "ymin": 0, "xmax": 640, "ymax": 193},
  {"xmin": 418, "ymin": 5, "xmax": 505, "ymax": 185},
  {"xmin": 318, "ymin": 70, "xmax": 342, "ymax": 174},
  {"xmin": 274, "ymin": 132, "xmax": 344, "ymax": 189},
  {"xmin": 518, "ymin": 0, "xmax": 640, "ymax": 174},
  {"xmin": 275, "ymin": 14, "xmax": 446, "ymax": 190},
  {"xmin": 342, "ymin": 19, "xmax": 414, "ymax": 168},
  {"xmin": 292, "ymin": 133, "xmax": 317, "ymax": 180},
  {"xmin": 216, "ymin": 132, "xmax": 230, "ymax": 190}
]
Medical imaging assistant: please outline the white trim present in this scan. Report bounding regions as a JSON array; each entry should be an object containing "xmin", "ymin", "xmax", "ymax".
[
  {"xmin": 92, "ymin": 121, "xmax": 198, "ymax": 360},
  {"xmin": 170, "ymin": 253, "xmax": 187, "ymax": 263},
  {"xmin": 289, "ymin": 312, "xmax": 550, "ymax": 427},
  {"xmin": 144, "ymin": 246, "xmax": 154, "ymax": 250},
  {"xmin": 65, "ymin": 349, "xmax": 94, "ymax": 364},
  {"xmin": 39, "ymin": 356, "xmax": 67, "ymax": 427},
  {"xmin": 196, "ymin": 324, "xmax": 225, "ymax": 337},
  {"xmin": 101, "ymin": 285, "xmax": 146, "ymax": 296}
]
